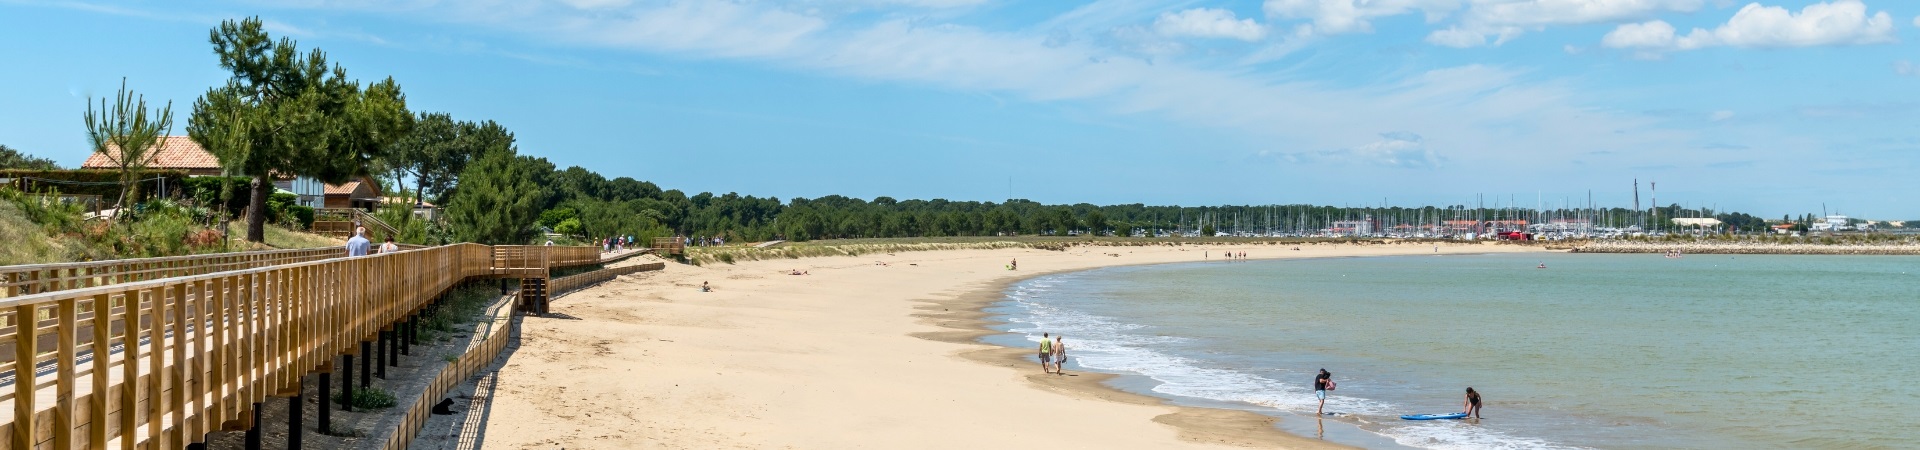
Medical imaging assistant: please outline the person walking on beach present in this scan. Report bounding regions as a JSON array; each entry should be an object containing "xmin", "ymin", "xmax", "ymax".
[
  {"xmin": 1038, "ymin": 333, "xmax": 1055, "ymax": 374},
  {"xmin": 1463, "ymin": 387, "xmax": 1483, "ymax": 419},
  {"xmin": 1314, "ymin": 369, "xmax": 1333, "ymax": 415},
  {"xmin": 1010, "ymin": 258, "xmax": 1018, "ymax": 270},
  {"xmin": 1052, "ymin": 335, "xmax": 1067, "ymax": 375},
  {"xmin": 346, "ymin": 227, "xmax": 371, "ymax": 257}
]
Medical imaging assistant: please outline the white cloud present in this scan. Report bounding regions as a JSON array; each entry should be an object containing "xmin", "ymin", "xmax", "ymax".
[
  {"xmin": 1154, "ymin": 8, "xmax": 1267, "ymax": 41},
  {"xmin": 1434, "ymin": 0, "xmax": 1703, "ymax": 47},
  {"xmin": 1912, "ymin": 14, "xmax": 1919, "ymax": 27},
  {"xmin": 1426, "ymin": 26, "xmax": 1486, "ymax": 47},
  {"xmin": 1898, "ymin": 61, "xmax": 1918, "ymax": 77},
  {"xmin": 1603, "ymin": 0, "xmax": 1897, "ymax": 51},
  {"xmin": 244, "ymin": 0, "xmax": 1682, "ymax": 171},
  {"xmin": 1263, "ymin": 0, "xmax": 1460, "ymax": 35},
  {"xmin": 1272, "ymin": 132, "xmax": 1443, "ymax": 169},
  {"xmin": 1601, "ymin": 19, "xmax": 1677, "ymax": 48},
  {"xmin": 1710, "ymin": 110, "xmax": 1735, "ymax": 121}
]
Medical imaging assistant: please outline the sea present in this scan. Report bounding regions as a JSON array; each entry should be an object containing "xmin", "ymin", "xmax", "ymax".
[{"xmin": 985, "ymin": 252, "xmax": 1919, "ymax": 449}]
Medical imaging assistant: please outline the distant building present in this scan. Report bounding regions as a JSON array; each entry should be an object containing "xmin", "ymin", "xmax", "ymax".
[
  {"xmin": 1669, "ymin": 218, "xmax": 1723, "ymax": 229},
  {"xmin": 1328, "ymin": 216, "xmax": 1378, "ymax": 235},
  {"xmin": 1812, "ymin": 215, "xmax": 1850, "ymax": 232},
  {"xmin": 1441, "ymin": 220, "xmax": 1528, "ymax": 235},
  {"xmin": 324, "ymin": 178, "xmax": 383, "ymax": 210}
]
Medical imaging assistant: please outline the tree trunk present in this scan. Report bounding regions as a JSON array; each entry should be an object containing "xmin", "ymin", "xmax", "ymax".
[{"xmin": 246, "ymin": 175, "xmax": 269, "ymax": 243}]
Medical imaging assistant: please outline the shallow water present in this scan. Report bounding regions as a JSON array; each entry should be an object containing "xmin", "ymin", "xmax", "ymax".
[{"xmin": 992, "ymin": 253, "xmax": 1920, "ymax": 449}]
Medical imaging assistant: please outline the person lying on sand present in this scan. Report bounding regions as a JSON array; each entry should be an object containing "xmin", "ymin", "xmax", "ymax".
[{"xmin": 788, "ymin": 269, "xmax": 809, "ymax": 275}]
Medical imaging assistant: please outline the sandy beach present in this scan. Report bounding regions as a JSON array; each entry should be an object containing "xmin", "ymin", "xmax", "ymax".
[{"xmin": 477, "ymin": 242, "xmax": 1548, "ymax": 449}]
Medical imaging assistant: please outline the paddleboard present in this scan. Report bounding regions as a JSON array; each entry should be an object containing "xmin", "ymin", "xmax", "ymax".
[{"xmin": 1400, "ymin": 412, "xmax": 1469, "ymax": 420}]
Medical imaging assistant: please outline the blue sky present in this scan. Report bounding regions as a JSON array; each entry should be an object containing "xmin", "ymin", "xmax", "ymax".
[{"xmin": 1, "ymin": 0, "xmax": 1916, "ymax": 219}]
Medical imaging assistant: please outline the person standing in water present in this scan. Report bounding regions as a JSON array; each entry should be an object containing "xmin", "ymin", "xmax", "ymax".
[
  {"xmin": 1052, "ymin": 335, "xmax": 1067, "ymax": 375},
  {"xmin": 1314, "ymin": 369, "xmax": 1333, "ymax": 415},
  {"xmin": 1038, "ymin": 333, "xmax": 1055, "ymax": 374},
  {"xmin": 1464, "ymin": 387, "xmax": 1483, "ymax": 419}
]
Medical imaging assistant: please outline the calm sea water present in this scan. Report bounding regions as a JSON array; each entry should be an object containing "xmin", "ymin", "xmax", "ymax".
[{"xmin": 990, "ymin": 253, "xmax": 1919, "ymax": 449}]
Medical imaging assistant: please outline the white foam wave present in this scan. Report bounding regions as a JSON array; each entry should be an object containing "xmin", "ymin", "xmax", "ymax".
[{"xmin": 1002, "ymin": 277, "xmax": 1585, "ymax": 450}]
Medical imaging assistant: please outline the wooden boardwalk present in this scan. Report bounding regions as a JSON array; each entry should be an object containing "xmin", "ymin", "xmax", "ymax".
[{"xmin": 0, "ymin": 244, "xmax": 627, "ymax": 449}]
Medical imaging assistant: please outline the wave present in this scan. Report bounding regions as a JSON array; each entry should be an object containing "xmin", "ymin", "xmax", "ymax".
[{"xmin": 1001, "ymin": 276, "xmax": 1585, "ymax": 450}]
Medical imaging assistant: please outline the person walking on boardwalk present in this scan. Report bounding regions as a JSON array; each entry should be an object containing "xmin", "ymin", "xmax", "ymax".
[
  {"xmin": 1314, "ymin": 369, "xmax": 1334, "ymax": 415},
  {"xmin": 1038, "ymin": 333, "xmax": 1055, "ymax": 374},
  {"xmin": 346, "ymin": 226, "xmax": 371, "ymax": 257},
  {"xmin": 1463, "ymin": 387, "xmax": 1483, "ymax": 419},
  {"xmin": 1052, "ymin": 335, "xmax": 1067, "ymax": 375},
  {"xmin": 379, "ymin": 236, "xmax": 399, "ymax": 254}
]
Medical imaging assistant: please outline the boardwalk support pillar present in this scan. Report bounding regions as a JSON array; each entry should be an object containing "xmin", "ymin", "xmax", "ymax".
[
  {"xmin": 245, "ymin": 404, "xmax": 263, "ymax": 450},
  {"xmin": 320, "ymin": 370, "xmax": 333, "ymax": 432},
  {"xmin": 361, "ymin": 341, "xmax": 373, "ymax": 387},
  {"xmin": 341, "ymin": 355, "xmax": 355, "ymax": 412},
  {"xmin": 288, "ymin": 378, "xmax": 304, "ymax": 450}
]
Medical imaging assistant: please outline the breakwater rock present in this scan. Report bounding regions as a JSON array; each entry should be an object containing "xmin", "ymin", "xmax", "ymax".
[{"xmin": 1570, "ymin": 241, "xmax": 1920, "ymax": 255}]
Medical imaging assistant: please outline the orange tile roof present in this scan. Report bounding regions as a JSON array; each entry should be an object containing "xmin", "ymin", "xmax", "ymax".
[
  {"xmin": 324, "ymin": 178, "xmax": 382, "ymax": 197},
  {"xmin": 78, "ymin": 136, "xmax": 222, "ymax": 171}
]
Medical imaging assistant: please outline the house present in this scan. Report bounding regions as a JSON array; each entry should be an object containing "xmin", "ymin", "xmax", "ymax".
[
  {"xmin": 324, "ymin": 178, "xmax": 383, "ymax": 210},
  {"xmin": 79, "ymin": 136, "xmax": 223, "ymax": 176},
  {"xmin": 383, "ymin": 196, "xmax": 438, "ymax": 220},
  {"xmin": 78, "ymin": 136, "xmax": 383, "ymax": 210}
]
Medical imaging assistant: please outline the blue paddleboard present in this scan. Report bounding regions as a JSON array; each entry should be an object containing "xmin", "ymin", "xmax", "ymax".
[{"xmin": 1401, "ymin": 412, "xmax": 1469, "ymax": 420}]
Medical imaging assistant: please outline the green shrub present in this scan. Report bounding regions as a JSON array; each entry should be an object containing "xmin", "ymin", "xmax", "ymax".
[{"xmin": 333, "ymin": 387, "xmax": 397, "ymax": 409}]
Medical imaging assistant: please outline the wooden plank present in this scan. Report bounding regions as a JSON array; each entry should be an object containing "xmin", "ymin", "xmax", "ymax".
[
  {"xmin": 90, "ymin": 293, "xmax": 110, "ymax": 450},
  {"xmin": 168, "ymin": 284, "xmax": 187, "ymax": 447},
  {"xmin": 55, "ymin": 299, "xmax": 76, "ymax": 450},
  {"xmin": 13, "ymin": 305, "xmax": 37, "ymax": 450}
]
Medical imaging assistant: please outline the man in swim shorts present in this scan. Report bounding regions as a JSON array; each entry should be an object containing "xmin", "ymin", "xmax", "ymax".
[
  {"xmin": 1038, "ymin": 333, "xmax": 1054, "ymax": 374},
  {"xmin": 1315, "ymin": 369, "xmax": 1332, "ymax": 415}
]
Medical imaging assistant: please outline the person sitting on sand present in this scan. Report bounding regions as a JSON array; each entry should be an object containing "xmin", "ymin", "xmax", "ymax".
[
  {"xmin": 1038, "ymin": 333, "xmax": 1055, "ymax": 374},
  {"xmin": 1464, "ymin": 387, "xmax": 1483, "ymax": 419},
  {"xmin": 701, "ymin": 281, "xmax": 712, "ymax": 292},
  {"xmin": 1052, "ymin": 335, "xmax": 1067, "ymax": 375}
]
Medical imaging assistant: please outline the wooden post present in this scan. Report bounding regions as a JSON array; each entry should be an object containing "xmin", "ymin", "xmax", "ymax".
[
  {"xmin": 55, "ymin": 299, "xmax": 78, "ymax": 450},
  {"xmin": 13, "ymin": 305, "xmax": 38, "ymax": 450},
  {"xmin": 89, "ymin": 293, "xmax": 111, "ymax": 450}
]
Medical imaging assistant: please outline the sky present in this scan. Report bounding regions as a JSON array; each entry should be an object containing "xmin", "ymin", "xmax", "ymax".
[{"xmin": 1, "ymin": 0, "xmax": 1916, "ymax": 219}]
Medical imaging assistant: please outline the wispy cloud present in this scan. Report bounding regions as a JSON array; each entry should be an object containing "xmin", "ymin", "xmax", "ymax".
[{"xmin": 1602, "ymin": 0, "xmax": 1897, "ymax": 53}]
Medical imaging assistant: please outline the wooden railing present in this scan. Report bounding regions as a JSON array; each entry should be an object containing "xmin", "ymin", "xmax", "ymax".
[
  {"xmin": 549, "ymin": 263, "xmax": 666, "ymax": 299},
  {"xmin": 0, "ymin": 242, "xmax": 625, "ymax": 450},
  {"xmin": 313, "ymin": 209, "xmax": 398, "ymax": 240},
  {"xmin": 1, "ymin": 247, "xmax": 343, "ymax": 300}
]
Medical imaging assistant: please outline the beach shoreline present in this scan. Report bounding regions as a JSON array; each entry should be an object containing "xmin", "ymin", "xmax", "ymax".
[{"xmin": 477, "ymin": 242, "xmax": 1550, "ymax": 449}]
